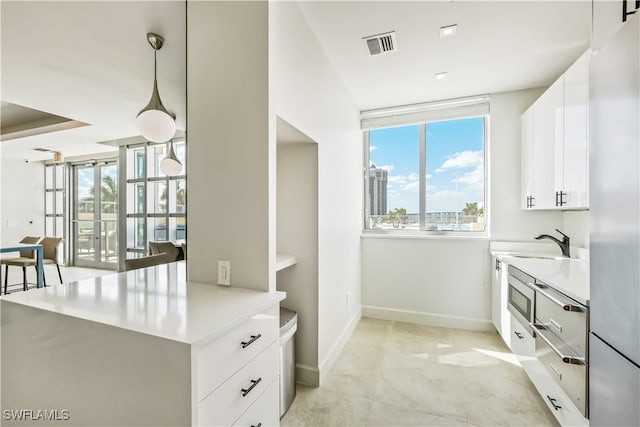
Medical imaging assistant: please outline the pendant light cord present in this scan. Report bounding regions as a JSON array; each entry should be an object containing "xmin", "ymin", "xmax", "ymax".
[{"xmin": 154, "ymin": 49, "xmax": 158, "ymax": 82}]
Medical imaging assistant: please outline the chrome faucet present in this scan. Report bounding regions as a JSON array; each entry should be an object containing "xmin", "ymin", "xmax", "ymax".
[{"xmin": 535, "ymin": 229, "xmax": 571, "ymax": 258}]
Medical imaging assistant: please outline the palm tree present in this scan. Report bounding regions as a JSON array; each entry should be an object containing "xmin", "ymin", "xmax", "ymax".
[
  {"xmin": 462, "ymin": 202, "xmax": 483, "ymax": 218},
  {"xmin": 386, "ymin": 207, "xmax": 407, "ymax": 228}
]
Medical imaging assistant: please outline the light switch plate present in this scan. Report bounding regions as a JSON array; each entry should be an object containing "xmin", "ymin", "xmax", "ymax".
[{"xmin": 217, "ymin": 260, "xmax": 231, "ymax": 286}]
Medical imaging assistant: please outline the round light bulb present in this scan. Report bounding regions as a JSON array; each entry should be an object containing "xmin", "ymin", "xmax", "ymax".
[
  {"xmin": 160, "ymin": 157, "xmax": 182, "ymax": 176},
  {"xmin": 136, "ymin": 109, "xmax": 176, "ymax": 143}
]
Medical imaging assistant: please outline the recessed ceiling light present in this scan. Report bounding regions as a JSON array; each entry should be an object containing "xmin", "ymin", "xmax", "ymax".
[
  {"xmin": 439, "ymin": 24, "xmax": 458, "ymax": 38},
  {"xmin": 434, "ymin": 72, "xmax": 448, "ymax": 80}
]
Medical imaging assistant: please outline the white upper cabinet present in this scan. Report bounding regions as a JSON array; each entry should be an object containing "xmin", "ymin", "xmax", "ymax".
[
  {"xmin": 521, "ymin": 106, "xmax": 534, "ymax": 209},
  {"xmin": 522, "ymin": 50, "xmax": 590, "ymax": 210},
  {"xmin": 560, "ymin": 51, "xmax": 590, "ymax": 209}
]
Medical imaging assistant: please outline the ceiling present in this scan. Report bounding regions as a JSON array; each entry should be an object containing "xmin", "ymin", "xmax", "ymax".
[
  {"xmin": 1, "ymin": 1, "xmax": 591, "ymax": 161},
  {"xmin": 0, "ymin": 1, "xmax": 186, "ymax": 161},
  {"xmin": 298, "ymin": 0, "xmax": 592, "ymax": 110}
]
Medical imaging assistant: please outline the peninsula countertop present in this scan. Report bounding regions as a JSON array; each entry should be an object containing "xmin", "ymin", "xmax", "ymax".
[
  {"xmin": 492, "ymin": 252, "xmax": 590, "ymax": 306},
  {"xmin": 0, "ymin": 261, "xmax": 286, "ymax": 345}
]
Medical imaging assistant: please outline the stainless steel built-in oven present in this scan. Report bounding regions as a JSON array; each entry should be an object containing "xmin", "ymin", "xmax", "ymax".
[{"xmin": 507, "ymin": 265, "xmax": 535, "ymax": 335}]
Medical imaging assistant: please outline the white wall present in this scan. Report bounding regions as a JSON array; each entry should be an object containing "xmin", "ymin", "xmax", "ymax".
[
  {"xmin": 563, "ymin": 210, "xmax": 590, "ymax": 249},
  {"xmin": 186, "ymin": 1, "xmax": 271, "ymax": 291},
  {"xmin": 0, "ymin": 158, "xmax": 45, "ymax": 246},
  {"xmin": 362, "ymin": 88, "xmax": 567, "ymax": 330},
  {"xmin": 276, "ymin": 141, "xmax": 319, "ymax": 380},
  {"xmin": 270, "ymin": 1, "xmax": 362, "ymax": 385}
]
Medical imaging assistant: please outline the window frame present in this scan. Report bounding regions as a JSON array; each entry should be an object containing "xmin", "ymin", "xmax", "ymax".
[
  {"xmin": 363, "ymin": 114, "xmax": 489, "ymax": 237},
  {"xmin": 118, "ymin": 138, "xmax": 186, "ymax": 269}
]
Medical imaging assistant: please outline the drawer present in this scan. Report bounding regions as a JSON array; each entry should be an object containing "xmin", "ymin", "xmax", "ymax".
[
  {"xmin": 509, "ymin": 314, "xmax": 535, "ymax": 358},
  {"xmin": 197, "ymin": 304, "xmax": 278, "ymax": 401},
  {"xmin": 233, "ymin": 377, "xmax": 279, "ymax": 427},
  {"xmin": 534, "ymin": 324, "xmax": 587, "ymax": 416},
  {"xmin": 535, "ymin": 285, "xmax": 587, "ymax": 357},
  {"xmin": 198, "ymin": 340, "xmax": 279, "ymax": 427}
]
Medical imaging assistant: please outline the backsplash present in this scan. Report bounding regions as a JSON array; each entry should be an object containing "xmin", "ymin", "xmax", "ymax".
[{"xmin": 562, "ymin": 210, "xmax": 590, "ymax": 249}]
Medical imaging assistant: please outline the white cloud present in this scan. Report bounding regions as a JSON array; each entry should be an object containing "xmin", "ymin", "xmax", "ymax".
[
  {"xmin": 370, "ymin": 146, "xmax": 378, "ymax": 152},
  {"xmin": 387, "ymin": 172, "xmax": 419, "ymax": 192},
  {"xmin": 379, "ymin": 164, "xmax": 394, "ymax": 172},
  {"xmin": 438, "ymin": 150, "xmax": 483, "ymax": 171}
]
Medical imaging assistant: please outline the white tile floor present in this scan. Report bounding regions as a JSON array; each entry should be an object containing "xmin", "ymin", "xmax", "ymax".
[
  {"xmin": 282, "ymin": 318, "xmax": 559, "ymax": 427},
  {"xmin": 0, "ymin": 263, "xmax": 113, "ymax": 295}
]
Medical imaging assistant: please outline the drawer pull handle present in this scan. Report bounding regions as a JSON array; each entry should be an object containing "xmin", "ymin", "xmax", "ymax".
[
  {"xmin": 533, "ymin": 283, "xmax": 585, "ymax": 312},
  {"xmin": 546, "ymin": 395, "xmax": 562, "ymax": 411},
  {"xmin": 514, "ymin": 331, "xmax": 524, "ymax": 340},
  {"xmin": 241, "ymin": 334, "xmax": 262, "ymax": 349},
  {"xmin": 530, "ymin": 323, "xmax": 586, "ymax": 365},
  {"xmin": 251, "ymin": 424, "xmax": 262, "ymax": 427},
  {"xmin": 241, "ymin": 377, "xmax": 262, "ymax": 397}
]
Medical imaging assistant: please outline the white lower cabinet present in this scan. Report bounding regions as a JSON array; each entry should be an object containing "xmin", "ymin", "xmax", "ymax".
[
  {"xmin": 509, "ymin": 314, "xmax": 535, "ymax": 358},
  {"xmin": 520, "ymin": 359, "xmax": 588, "ymax": 427},
  {"xmin": 194, "ymin": 303, "xmax": 281, "ymax": 427},
  {"xmin": 233, "ymin": 378, "xmax": 280, "ymax": 427},
  {"xmin": 491, "ymin": 258, "xmax": 512, "ymax": 348}
]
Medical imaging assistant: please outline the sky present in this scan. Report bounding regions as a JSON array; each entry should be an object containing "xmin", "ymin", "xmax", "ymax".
[{"xmin": 369, "ymin": 117, "xmax": 485, "ymax": 214}]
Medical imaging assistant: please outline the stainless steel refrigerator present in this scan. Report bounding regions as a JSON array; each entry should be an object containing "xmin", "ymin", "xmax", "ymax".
[{"xmin": 589, "ymin": 13, "xmax": 640, "ymax": 426}]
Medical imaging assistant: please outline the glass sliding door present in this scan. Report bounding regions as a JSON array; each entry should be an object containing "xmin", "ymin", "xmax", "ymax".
[{"xmin": 73, "ymin": 161, "xmax": 118, "ymax": 269}]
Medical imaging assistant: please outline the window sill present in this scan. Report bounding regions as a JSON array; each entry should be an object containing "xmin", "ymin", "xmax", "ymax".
[{"xmin": 361, "ymin": 230, "xmax": 489, "ymax": 241}]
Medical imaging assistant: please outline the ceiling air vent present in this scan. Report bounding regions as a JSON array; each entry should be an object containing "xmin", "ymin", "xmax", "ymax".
[{"xmin": 363, "ymin": 31, "xmax": 397, "ymax": 56}]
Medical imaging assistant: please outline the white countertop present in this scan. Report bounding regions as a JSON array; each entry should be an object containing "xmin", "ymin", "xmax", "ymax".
[
  {"xmin": 1, "ymin": 261, "xmax": 286, "ymax": 345},
  {"xmin": 492, "ymin": 252, "xmax": 590, "ymax": 306}
]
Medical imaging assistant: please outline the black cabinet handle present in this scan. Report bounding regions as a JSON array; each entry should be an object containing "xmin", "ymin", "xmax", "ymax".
[
  {"xmin": 241, "ymin": 334, "xmax": 262, "ymax": 349},
  {"xmin": 514, "ymin": 331, "xmax": 524, "ymax": 340},
  {"xmin": 241, "ymin": 377, "xmax": 262, "ymax": 397},
  {"xmin": 251, "ymin": 423, "xmax": 262, "ymax": 427},
  {"xmin": 546, "ymin": 395, "xmax": 562, "ymax": 411}
]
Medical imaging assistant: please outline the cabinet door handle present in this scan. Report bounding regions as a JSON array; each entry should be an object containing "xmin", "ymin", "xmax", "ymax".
[
  {"xmin": 555, "ymin": 191, "xmax": 559, "ymax": 207},
  {"xmin": 546, "ymin": 395, "xmax": 562, "ymax": 411},
  {"xmin": 514, "ymin": 331, "xmax": 524, "ymax": 340},
  {"xmin": 241, "ymin": 377, "xmax": 262, "ymax": 397},
  {"xmin": 251, "ymin": 423, "xmax": 262, "ymax": 427},
  {"xmin": 241, "ymin": 333, "xmax": 262, "ymax": 349},
  {"xmin": 530, "ymin": 196, "xmax": 535, "ymax": 207}
]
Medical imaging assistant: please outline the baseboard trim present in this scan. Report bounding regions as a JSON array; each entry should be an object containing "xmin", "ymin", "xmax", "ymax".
[
  {"xmin": 295, "ymin": 364, "xmax": 320, "ymax": 387},
  {"xmin": 317, "ymin": 307, "xmax": 361, "ymax": 386},
  {"xmin": 362, "ymin": 305, "xmax": 493, "ymax": 332}
]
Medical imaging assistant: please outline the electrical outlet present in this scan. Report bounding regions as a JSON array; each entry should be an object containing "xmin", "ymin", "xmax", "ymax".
[{"xmin": 217, "ymin": 260, "xmax": 231, "ymax": 286}]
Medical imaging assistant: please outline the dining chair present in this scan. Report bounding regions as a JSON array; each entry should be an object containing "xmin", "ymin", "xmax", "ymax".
[
  {"xmin": 124, "ymin": 253, "xmax": 173, "ymax": 271},
  {"xmin": 148, "ymin": 241, "xmax": 182, "ymax": 261},
  {"xmin": 1, "ymin": 236, "xmax": 41, "ymax": 294}
]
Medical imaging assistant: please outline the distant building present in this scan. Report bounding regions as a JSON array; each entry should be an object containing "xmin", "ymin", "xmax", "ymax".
[{"xmin": 369, "ymin": 164, "xmax": 387, "ymax": 216}]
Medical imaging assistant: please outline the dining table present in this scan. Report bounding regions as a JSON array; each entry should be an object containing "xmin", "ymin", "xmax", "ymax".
[{"xmin": 0, "ymin": 243, "xmax": 44, "ymax": 289}]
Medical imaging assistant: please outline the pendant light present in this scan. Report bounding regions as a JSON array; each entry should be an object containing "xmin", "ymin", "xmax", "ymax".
[
  {"xmin": 160, "ymin": 140, "xmax": 182, "ymax": 176},
  {"xmin": 136, "ymin": 32, "xmax": 176, "ymax": 143}
]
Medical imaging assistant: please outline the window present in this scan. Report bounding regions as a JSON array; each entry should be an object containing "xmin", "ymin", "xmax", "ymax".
[
  {"xmin": 120, "ymin": 139, "xmax": 186, "ymax": 259},
  {"xmin": 44, "ymin": 164, "xmax": 66, "ymax": 259},
  {"xmin": 363, "ymin": 96, "xmax": 488, "ymax": 233}
]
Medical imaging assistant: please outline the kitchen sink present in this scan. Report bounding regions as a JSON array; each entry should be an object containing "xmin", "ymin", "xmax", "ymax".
[{"xmin": 510, "ymin": 254, "xmax": 564, "ymax": 260}]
